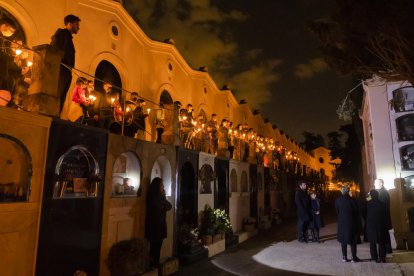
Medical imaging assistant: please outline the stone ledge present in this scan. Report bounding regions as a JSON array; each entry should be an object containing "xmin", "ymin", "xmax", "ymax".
[
  {"xmin": 236, "ymin": 229, "xmax": 258, "ymax": 243},
  {"xmin": 206, "ymin": 238, "xmax": 225, "ymax": 258}
]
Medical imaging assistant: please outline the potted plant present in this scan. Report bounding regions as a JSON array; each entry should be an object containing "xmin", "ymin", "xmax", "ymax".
[
  {"xmin": 213, "ymin": 208, "xmax": 233, "ymax": 240},
  {"xmin": 199, "ymin": 207, "xmax": 215, "ymax": 245},
  {"xmin": 177, "ymin": 224, "xmax": 201, "ymax": 253},
  {"xmin": 199, "ymin": 207, "xmax": 233, "ymax": 245}
]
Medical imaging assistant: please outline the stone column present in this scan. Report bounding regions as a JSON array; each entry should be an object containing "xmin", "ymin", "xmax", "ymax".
[
  {"xmin": 173, "ymin": 102, "xmax": 181, "ymax": 146},
  {"xmin": 23, "ymin": 44, "xmax": 62, "ymax": 117},
  {"xmin": 161, "ymin": 103, "xmax": 174, "ymax": 145}
]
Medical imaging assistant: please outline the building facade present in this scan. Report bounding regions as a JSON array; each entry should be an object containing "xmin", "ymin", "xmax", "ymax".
[
  {"xmin": 360, "ymin": 76, "xmax": 414, "ymax": 249},
  {"xmin": 0, "ymin": 1, "xmax": 339, "ymax": 275}
]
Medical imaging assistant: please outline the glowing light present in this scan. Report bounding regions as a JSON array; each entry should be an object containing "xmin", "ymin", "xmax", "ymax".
[
  {"xmin": 15, "ymin": 49, "xmax": 22, "ymax": 55},
  {"xmin": 27, "ymin": 61, "xmax": 33, "ymax": 67},
  {"xmin": 147, "ymin": 108, "xmax": 150, "ymax": 114}
]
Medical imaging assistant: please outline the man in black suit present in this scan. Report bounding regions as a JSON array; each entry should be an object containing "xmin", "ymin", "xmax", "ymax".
[
  {"xmin": 51, "ymin": 14, "xmax": 81, "ymax": 111},
  {"xmin": 375, "ymin": 178, "xmax": 393, "ymax": 254},
  {"xmin": 295, "ymin": 180, "xmax": 310, "ymax": 243}
]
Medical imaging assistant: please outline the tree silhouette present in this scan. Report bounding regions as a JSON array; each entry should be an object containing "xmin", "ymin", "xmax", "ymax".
[
  {"xmin": 309, "ymin": 0, "xmax": 414, "ymax": 84},
  {"xmin": 300, "ymin": 131, "xmax": 325, "ymax": 151}
]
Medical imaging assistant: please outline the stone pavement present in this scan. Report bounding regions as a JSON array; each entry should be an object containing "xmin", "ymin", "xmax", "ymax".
[{"xmin": 175, "ymin": 215, "xmax": 414, "ymax": 275}]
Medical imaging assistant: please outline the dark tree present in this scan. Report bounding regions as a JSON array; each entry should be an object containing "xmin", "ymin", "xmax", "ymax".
[
  {"xmin": 335, "ymin": 124, "xmax": 362, "ymax": 183},
  {"xmin": 309, "ymin": 0, "xmax": 414, "ymax": 84},
  {"xmin": 300, "ymin": 131, "xmax": 325, "ymax": 151},
  {"xmin": 327, "ymin": 131, "xmax": 343, "ymax": 159}
]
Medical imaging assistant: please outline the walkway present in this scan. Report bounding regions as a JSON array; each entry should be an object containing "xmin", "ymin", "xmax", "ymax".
[{"xmin": 175, "ymin": 209, "xmax": 414, "ymax": 275}]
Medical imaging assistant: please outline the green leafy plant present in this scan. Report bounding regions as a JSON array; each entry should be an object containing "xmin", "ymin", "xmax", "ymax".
[
  {"xmin": 177, "ymin": 224, "xmax": 199, "ymax": 246},
  {"xmin": 199, "ymin": 206, "xmax": 233, "ymax": 236}
]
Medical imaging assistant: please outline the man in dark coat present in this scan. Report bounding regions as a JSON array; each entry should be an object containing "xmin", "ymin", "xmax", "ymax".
[
  {"xmin": 375, "ymin": 178, "xmax": 393, "ymax": 254},
  {"xmin": 145, "ymin": 177, "xmax": 172, "ymax": 267},
  {"xmin": 50, "ymin": 14, "xmax": 80, "ymax": 111},
  {"xmin": 335, "ymin": 186, "xmax": 360, "ymax": 262},
  {"xmin": 295, "ymin": 180, "xmax": 310, "ymax": 243},
  {"xmin": 366, "ymin": 189, "xmax": 389, "ymax": 263}
]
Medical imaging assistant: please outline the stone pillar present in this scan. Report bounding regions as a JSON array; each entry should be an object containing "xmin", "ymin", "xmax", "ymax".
[
  {"xmin": 23, "ymin": 44, "xmax": 62, "ymax": 117},
  {"xmin": 173, "ymin": 102, "xmax": 181, "ymax": 146},
  {"xmin": 161, "ymin": 103, "xmax": 174, "ymax": 145}
]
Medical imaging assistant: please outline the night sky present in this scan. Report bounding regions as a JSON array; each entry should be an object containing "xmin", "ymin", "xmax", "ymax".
[{"xmin": 123, "ymin": 0, "xmax": 353, "ymax": 142}]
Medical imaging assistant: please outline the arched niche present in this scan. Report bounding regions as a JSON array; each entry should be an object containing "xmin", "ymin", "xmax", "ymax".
[
  {"xmin": 94, "ymin": 60, "xmax": 122, "ymax": 96},
  {"xmin": 178, "ymin": 162, "xmax": 197, "ymax": 228},
  {"xmin": 54, "ymin": 145, "xmax": 99, "ymax": 198},
  {"xmin": 112, "ymin": 151, "xmax": 141, "ymax": 197},
  {"xmin": 199, "ymin": 164, "xmax": 214, "ymax": 194},
  {"xmin": 159, "ymin": 90, "xmax": 173, "ymax": 105},
  {"xmin": 400, "ymin": 144, "xmax": 414, "ymax": 170},
  {"xmin": 0, "ymin": 8, "xmax": 26, "ymax": 43},
  {"xmin": 230, "ymin": 169, "xmax": 238, "ymax": 192},
  {"xmin": 150, "ymin": 155, "xmax": 172, "ymax": 196},
  {"xmin": 397, "ymin": 114, "xmax": 414, "ymax": 141},
  {"xmin": 0, "ymin": 134, "xmax": 32, "ymax": 202},
  {"xmin": 392, "ymin": 86, "xmax": 414, "ymax": 112},
  {"xmin": 241, "ymin": 170, "xmax": 248, "ymax": 192}
]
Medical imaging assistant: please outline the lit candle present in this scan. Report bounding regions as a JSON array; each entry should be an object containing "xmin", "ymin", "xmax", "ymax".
[
  {"xmin": 27, "ymin": 61, "xmax": 33, "ymax": 67},
  {"xmin": 126, "ymin": 107, "xmax": 130, "ymax": 112},
  {"xmin": 147, "ymin": 108, "xmax": 150, "ymax": 114},
  {"xmin": 15, "ymin": 49, "xmax": 22, "ymax": 55}
]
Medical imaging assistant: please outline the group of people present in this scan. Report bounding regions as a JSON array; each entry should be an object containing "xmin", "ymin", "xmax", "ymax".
[
  {"xmin": 51, "ymin": 15, "xmax": 151, "ymax": 138},
  {"xmin": 296, "ymin": 179, "xmax": 393, "ymax": 264},
  {"xmin": 295, "ymin": 181, "xmax": 323, "ymax": 244},
  {"xmin": 336, "ymin": 179, "xmax": 392, "ymax": 263},
  {"xmin": 178, "ymin": 103, "xmax": 292, "ymax": 167}
]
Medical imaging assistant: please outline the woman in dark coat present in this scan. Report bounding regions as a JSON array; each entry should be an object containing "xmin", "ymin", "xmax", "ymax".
[
  {"xmin": 145, "ymin": 177, "xmax": 172, "ymax": 267},
  {"xmin": 366, "ymin": 189, "xmax": 388, "ymax": 263},
  {"xmin": 335, "ymin": 186, "xmax": 360, "ymax": 262}
]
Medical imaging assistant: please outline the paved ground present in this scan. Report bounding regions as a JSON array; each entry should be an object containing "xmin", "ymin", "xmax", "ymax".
[{"xmin": 175, "ymin": 203, "xmax": 414, "ymax": 276}]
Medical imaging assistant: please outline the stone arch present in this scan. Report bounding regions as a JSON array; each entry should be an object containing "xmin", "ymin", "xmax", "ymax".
[
  {"xmin": 112, "ymin": 151, "xmax": 142, "ymax": 196},
  {"xmin": 89, "ymin": 52, "xmax": 129, "ymax": 96},
  {"xmin": 93, "ymin": 60, "xmax": 123, "ymax": 95},
  {"xmin": 0, "ymin": 2, "xmax": 37, "ymax": 45},
  {"xmin": 0, "ymin": 133, "xmax": 32, "ymax": 202},
  {"xmin": 151, "ymin": 155, "xmax": 172, "ymax": 196}
]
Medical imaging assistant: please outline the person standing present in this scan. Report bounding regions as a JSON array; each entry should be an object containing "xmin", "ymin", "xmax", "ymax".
[
  {"xmin": 295, "ymin": 181, "xmax": 311, "ymax": 243},
  {"xmin": 155, "ymin": 104, "xmax": 165, "ymax": 143},
  {"xmin": 51, "ymin": 14, "xmax": 81, "ymax": 111},
  {"xmin": 310, "ymin": 191, "xmax": 322, "ymax": 243},
  {"xmin": 336, "ymin": 186, "xmax": 360, "ymax": 262},
  {"xmin": 374, "ymin": 178, "xmax": 393, "ymax": 254},
  {"xmin": 366, "ymin": 189, "xmax": 388, "ymax": 263},
  {"xmin": 145, "ymin": 177, "xmax": 172, "ymax": 268}
]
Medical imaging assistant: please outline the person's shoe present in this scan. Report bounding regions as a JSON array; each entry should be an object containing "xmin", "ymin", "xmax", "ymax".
[
  {"xmin": 351, "ymin": 257, "xmax": 360, "ymax": 263},
  {"xmin": 375, "ymin": 258, "xmax": 381, "ymax": 263},
  {"xmin": 342, "ymin": 256, "xmax": 349, "ymax": 262},
  {"xmin": 380, "ymin": 258, "xmax": 386, "ymax": 263}
]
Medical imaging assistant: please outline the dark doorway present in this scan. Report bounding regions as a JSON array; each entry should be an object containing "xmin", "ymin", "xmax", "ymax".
[
  {"xmin": 214, "ymin": 158, "xmax": 229, "ymax": 212},
  {"xmin": 160, "ymin": 90, "xmax": 173, "ymax": 105},
  {"xmin": 250, "ymin": 164, "xmax": 258, "ymax": 220},
  {"xmin": 94, "ymin": 60, "xmax": 122, "ymax": 97},
  {"xmin": 178, "ymin": 162, "xmax": 197, "ymax": 228}
]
